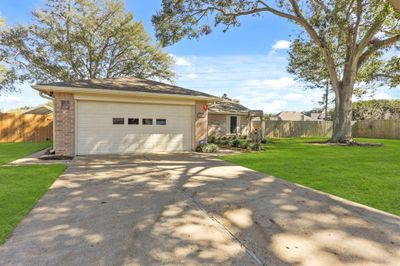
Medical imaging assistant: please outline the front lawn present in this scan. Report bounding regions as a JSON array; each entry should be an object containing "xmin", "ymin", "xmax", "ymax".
[
  {"xmin": 222, "ymin": 138, "xmax": 400, "ymax": 216},
  {"xmin": 0, "ymin": 142, "xmax": 66, "ymax": 244},
  {"xmin": 0, "ymin": 142, "xmax": 52, "ymax": 165}
]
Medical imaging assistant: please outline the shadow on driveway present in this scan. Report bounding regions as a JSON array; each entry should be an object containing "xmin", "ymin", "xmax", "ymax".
[{"xmin": 0, "ymin": 154, "xmax": 399, "ymax": 265}]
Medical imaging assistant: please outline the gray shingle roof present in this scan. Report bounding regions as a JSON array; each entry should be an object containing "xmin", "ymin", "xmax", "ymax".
[
  {"xmin": 36, "ymin": 77, "xmax": 216, "ymax": 98},
  {"xmin": 208, "ymin": 99, "xmax": 249, "ymax": 114}
]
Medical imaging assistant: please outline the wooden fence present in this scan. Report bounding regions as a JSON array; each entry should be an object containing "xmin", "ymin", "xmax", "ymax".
[
  {"xmin": 263, "ymin": 120, "xmax": 400, "ymax": 139},
  {"xmin": 352, "ymin": 120, "xmax": 400, "ymax": 139},
  {"xmin": 0, "ymin": 113, "xmax": 53, "ymax": 142},
  {"xmin": 264, "ymin": 121, "xmax": 333, "ymax": 137}
]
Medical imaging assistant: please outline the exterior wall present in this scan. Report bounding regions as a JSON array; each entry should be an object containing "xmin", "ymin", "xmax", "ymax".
[
  {"xmin": 53, "ymin": 93, "xmax": 209, "ymax": 155},
  {"xmin": 208, "ymin": 113, "xmax": 250, "ymax": 138},
  {"xmin": 194, "ymin": 101, "xmax": 208, "ymax": 147},
  {"xmin": 54, "ymin": 92, "xmax": 75, "ymax": 156}
]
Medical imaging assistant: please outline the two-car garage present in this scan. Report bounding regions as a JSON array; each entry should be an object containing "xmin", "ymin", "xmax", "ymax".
[{"xmin": 76, "ymin": 101, "xmax": 193, "ymax": 154}]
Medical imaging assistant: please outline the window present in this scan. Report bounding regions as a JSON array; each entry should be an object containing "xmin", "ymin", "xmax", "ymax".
[
  {"xmin": 156, "ymin": 119, "xmax": 167, "ymax": 125},
  {"xmin": 230, "ymin": 116, "xmax": 237, "ymax": 133},
  {"xmin": 142, "ymin": 118, "xmax": 153, "ymax": 125},
  {"xmin": 128, "ymin": 118, "xmax": 139, "ymax": 125},
  {"xmin": 112, "ymin": 118, "xmax": 124, "ymax": 125}
]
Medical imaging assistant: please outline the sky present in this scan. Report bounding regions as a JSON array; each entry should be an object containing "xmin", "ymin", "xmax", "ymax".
[{"xmin": 0, "ymin": 0, "xmax": 399, "ymax": 113}]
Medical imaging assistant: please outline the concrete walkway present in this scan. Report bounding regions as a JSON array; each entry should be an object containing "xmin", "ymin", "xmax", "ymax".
[{"xmin": 0, "ymin": 154, "xmax": 399, "ymax": 265}]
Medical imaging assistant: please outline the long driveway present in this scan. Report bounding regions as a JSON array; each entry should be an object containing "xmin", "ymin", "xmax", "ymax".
[{"xmin": 1, "ymin": 154, "xmax": 399, "ymax": 265}]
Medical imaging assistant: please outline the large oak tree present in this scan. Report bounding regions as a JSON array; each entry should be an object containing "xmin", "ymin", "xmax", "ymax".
[
  {"xmin": 152, "ymin": 0, "xmax": 400, "ymax": 143},
  {"xmin": 0, "ymin": 0, "xmax": 174, "ymax": 94}
]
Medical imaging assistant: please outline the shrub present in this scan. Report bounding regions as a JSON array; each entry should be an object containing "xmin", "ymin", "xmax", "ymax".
[
  {"xmin": 261, "ymin": 138, "xmax": 268, "ymax": 144},
  {"xmin": 208, "ymin": 136, "xmax": 216, "ymax": 144},
  {"xmin": 239, "ymin": 140, "xmax": 251, "ymax": 150},
  {"xmin": 250, "ymin": 142, "xmax": 264, "ymax": 151},
  {"xmin": 232, "ymin": 139, "xmax": 242, "ymax": 148},
  {"xmin": 196, "ymin": 143, "xmax": 219, "ymax": 153}
]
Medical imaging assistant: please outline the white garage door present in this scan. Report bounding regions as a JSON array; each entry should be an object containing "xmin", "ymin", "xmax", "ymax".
[{"xmin": 77, "ymin": 101, "xmax": 193, "ymax": 154}]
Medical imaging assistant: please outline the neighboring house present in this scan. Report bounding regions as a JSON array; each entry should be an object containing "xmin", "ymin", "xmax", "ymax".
[
  {"xmin": 271, "ymin": 111, "xmax": 315, "ymax": 121},
  {"xmin": 33, "ymin": 77, "xmax": 218, "ymax": 156},
  {"xmin": 310, "ymin": 112, "xmax": 326, "ymax": 121},
  {"xmin": 22, "ymin": 104, "xmax": 53, "ymax": 115},
  {"xmin": 208, "ymin": 98, "xmax": 262, "ymax": 137}
]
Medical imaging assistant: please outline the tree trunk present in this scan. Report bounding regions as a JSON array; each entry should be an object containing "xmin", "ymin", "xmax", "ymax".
[{"xmin": 330, "ymin": 84, "xmax": 354, "ymax": 143}]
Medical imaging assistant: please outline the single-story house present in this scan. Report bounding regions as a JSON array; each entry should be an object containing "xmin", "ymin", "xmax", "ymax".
[
  {"xmin": 208, "ymin": 98, "xmax": 262, "ymax": 137},
  {"xmin": 33, "ymin": 77, "xmax": 218, "ymax": 156},
  {"xmin": 22, "ymin": 104, "xmax": 53, "ymax": 115},
  {"xmin": 270, "ymin": 111, "xmax": 315, "ymax": 121}
]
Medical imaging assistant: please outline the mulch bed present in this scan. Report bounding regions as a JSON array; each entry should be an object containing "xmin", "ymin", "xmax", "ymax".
[{"xmin": 305, "ymin": 141, "xmax": 384, "ymax": 147}]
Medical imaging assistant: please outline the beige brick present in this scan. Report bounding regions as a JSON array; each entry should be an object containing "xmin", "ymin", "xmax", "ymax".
[{"xmin": 53, "ymin": 92, "xmax": 75, "ymax": 156}]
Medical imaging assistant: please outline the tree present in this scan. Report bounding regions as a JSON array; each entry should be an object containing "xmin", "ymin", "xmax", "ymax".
[
  {"xmin": 287, "ymin": 38, "xmax": 334, "ymax": 120},
  {"xmin": 152, "ymin": 0, "xmax": 400, "ymax": 143},
  {"xmin": 389, "ymin": 0, "xmax": 400, "ymax": 13},
  {"xmin": 0, "ymin": 0, "xmax": 174, "ymax": 94}
]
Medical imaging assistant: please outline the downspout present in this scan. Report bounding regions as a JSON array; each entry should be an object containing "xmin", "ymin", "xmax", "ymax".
[{"xmin": 39, "ymin": 91, "xmax": 55, "ymax": 151}]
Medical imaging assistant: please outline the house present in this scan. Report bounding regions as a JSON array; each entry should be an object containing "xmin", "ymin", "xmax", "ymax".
[
  {"xmin": 271, "ymin": 111, "xmax": 315, "ymax": 121},
  {"xmin": 310, "ymin": 112, "xmax": 326, "ymax": 121},
  {"xmin": 33, "ymin": 77, "xmax": 218, "ymax": 156},
  {"xmin": 22, "ymin": 104, "xmax": 53, "ymax": 115},
  {"xmin": 208, "ymin": 96, "xmax": 262, "ymax": 137}
]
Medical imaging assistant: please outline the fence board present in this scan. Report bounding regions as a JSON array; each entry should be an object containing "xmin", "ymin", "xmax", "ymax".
[{"xmin": 0, "ymin": 113, "xmax": 53, "ymax": 142}]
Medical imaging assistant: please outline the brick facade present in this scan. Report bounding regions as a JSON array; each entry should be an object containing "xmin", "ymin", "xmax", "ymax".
[
  {"xmin": 194, "ymin": 101, "xmax": 208, "ymax": 147},
  {"xmin": 54, "ymin": 92, "xmax": 75, "ymax": 156}
]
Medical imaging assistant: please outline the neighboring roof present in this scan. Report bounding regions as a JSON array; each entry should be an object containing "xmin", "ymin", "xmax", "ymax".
[
  {"xmin": 23, "ymin": 104, "xmax": 53, "ymax": 115},
  {"xmin": 273, "ymin": 111, "xmax": 316, "ymax": 121},
  {"xmin": 33, "ymin": 77, "xmax": 217, "ymax": 100},
  {"xmin": 208, "ymin": 99, "xmax": 249, "ymax": 114}
]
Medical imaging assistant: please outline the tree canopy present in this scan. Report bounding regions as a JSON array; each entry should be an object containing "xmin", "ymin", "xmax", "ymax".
[
  {"xmin": 153, "ymin": 0, "xmax": 400, "ymax": 143},
  {"xmin": 0, "ymin": 0, "xmax": 174, "ymax": 94}
]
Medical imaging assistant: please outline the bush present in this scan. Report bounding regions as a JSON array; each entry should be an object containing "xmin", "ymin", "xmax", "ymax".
[
  {"xmin": 261, "ymin": 138, "xmax": 268, "ymax": 144},
  {"xmin": 196, "ymin": 143, "xmax": 219, "ymax": 153},
  {"xmin": 208, "ymin": 136, "xmax": 216, "ymax": 144},
  {"xmin": 239, "ymin": 140, "xmax": 251, "ymax": 150},
  {"xmin": 250, "ymin": 142, "xmax": 264, "ymax": 151},
  {"xmin": 232, "ymin": 139, "xmax": 242, "ymax": 148}
]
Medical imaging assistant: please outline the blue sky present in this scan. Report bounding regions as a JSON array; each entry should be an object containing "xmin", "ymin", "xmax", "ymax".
[{"xmin": 0, "ymin": 0, "xmax": 398, "ymax": 113}]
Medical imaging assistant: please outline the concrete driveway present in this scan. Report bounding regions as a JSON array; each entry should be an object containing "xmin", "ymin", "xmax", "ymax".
[{"xmin": 1, "ymin": 154, "xmax": 399, "ymax": 266}]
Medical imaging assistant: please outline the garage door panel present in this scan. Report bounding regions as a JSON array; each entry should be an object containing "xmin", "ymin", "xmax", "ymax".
[{"xmin": 77, "ymin": 101, "xmax": 192, "ymax": 154}]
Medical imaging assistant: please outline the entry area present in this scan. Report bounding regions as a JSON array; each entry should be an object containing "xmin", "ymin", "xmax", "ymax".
[{"xmin": 76, "ymin": 101, "xmax": 193, "ymax": 154}]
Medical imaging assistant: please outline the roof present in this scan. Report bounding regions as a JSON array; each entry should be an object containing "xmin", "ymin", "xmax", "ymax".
[
  {"xmin": 208, "ymin": 99, "xmax": 249, "ymax": 114},
  {"xmin": 23, "ymin": 104, "xmax": 53, "ymax": 115},
  {"xmin": 33, "ymin": 77, "xmax": 217, "ymax": 100}
]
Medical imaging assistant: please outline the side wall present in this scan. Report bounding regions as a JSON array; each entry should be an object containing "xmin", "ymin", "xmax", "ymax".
[
  {"xmin": 54, "ymin": 92, "xmax": 75, "ymax": 156},
  {"xmin": 208, "ymin": 113, "xmax": 250, "ymax": 138}
]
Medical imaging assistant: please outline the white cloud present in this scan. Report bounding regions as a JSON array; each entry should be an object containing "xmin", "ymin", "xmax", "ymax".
[
  {"xmin": 0, "ymin": 95, "xmax": 22, "ymax": 104},
  {"xmin": 246, "ymin": 76, "xmax": 295, "ymax": 89},
  {"xmin": 272, "ymin": 40, "xmax": 291, "ymax": 50},
  {"xmin": 170, "ymin": 54, "xmax": 191, "ymax": 66},
  {"xmin": 186, "ymin": 73, "xmax": 197, "ymax": 79},
  {"xmin": 283, "ymin": 93, "xmax": 306, "ymax": 101},
  {"xmin": 372, "ymin": 92, "xmax": 393, "ymax": 100}
]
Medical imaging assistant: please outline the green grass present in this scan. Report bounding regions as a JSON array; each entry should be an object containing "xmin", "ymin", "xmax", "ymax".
[
  {"xmin": 0, "ymin": 142, "xmax": 52, "ymax": 165},
  {"xmin": 0, "ymin": 142, "xmax": 66, "ymax": 244},
  {"xmin": 222, "ymin": 138, "xmax": 400, "ymax": 216}
]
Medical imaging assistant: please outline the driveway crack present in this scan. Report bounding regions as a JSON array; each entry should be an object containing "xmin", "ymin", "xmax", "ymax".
[{"xmin": 143, "ymin": 155, "xmax": 266, "ymax": 266}]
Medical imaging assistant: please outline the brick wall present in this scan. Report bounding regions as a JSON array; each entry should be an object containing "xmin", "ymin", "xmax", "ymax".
[
  {"xmin": 54, "ymin": 92, "xmax": 75, "ymax": 156},
  {"xmin": 194, "ymin": 101, "xmax": 208, "ymax": 147}
]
